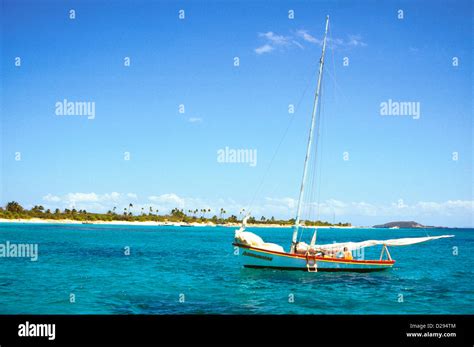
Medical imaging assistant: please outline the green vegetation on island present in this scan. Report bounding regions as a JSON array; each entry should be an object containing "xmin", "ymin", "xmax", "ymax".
[
  {"xmin": 0, "ymin": 201, "xmax": 352, "ymax": 227},
  {"xmin": 373, "ymin": 221, "xmax": 436, "ymax": 229}
]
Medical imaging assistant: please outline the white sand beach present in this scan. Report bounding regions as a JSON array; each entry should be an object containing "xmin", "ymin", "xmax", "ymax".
[{"xmin": 0, "ymin": 218, "xmax": 357, "ymax": 229}]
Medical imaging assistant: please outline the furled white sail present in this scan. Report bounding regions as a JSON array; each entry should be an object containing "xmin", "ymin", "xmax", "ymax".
[
  {"xmin": 313, "ymin": 235, "xmax": 454, "ymax": 252},
  {"xmin": 235, "ymin": 228, "xmax": 285, "ymax": 253}
]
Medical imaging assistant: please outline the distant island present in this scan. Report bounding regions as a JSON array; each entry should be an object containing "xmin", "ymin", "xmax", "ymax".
[
  {"xmin": 0, "ymin": 201, "xmax": 352, "ymax": 228},
  {"xmin": 373, "ymin": 221, "xmax": 439, "ymax": 229}
]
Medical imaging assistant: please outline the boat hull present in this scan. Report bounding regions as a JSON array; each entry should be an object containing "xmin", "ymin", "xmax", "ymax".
[{"xmin": 234, "ymin": 243, "xmax": 395, "ymax": 272}]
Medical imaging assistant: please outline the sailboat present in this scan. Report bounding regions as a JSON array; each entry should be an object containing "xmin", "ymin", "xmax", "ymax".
[{"xmin": 233, "ymin": 16, "xmax": 454, "ymax": 272}]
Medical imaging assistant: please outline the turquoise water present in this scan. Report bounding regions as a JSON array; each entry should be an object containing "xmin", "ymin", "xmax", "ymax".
[{"xmin": 0, "ymin": 223, "xmax": 472, "ymax": 314}]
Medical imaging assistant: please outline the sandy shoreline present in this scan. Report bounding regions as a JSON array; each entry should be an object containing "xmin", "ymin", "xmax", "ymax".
[{"xmin": 0, "ymin": 218, "xmax": 357, "ymax": 229}]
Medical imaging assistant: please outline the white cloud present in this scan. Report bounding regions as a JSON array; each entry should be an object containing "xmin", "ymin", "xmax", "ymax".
[
  {"xmin": 255, "ymin": 29, "xmax": 367, "ymax": 55},
  {"xmin": 39, "ymin": 192, "xmax": 473, "ymax": 226},
  {"xmin": 414, "ymin": 200, "xmax": 473, "ymax": 216},
  {"xmin": 255, "ymin": 32, "xmax": 297, "ymax": 55},
  {"xmin": 292, "ymin": 40, "xmax": 304, "ymax": 49},
  {"xmin": 148, "ymin": 193, "xmax": 185, "ymax": 208},
  {"xmin": 311, "ymin": 199, "xmax": 473, "ymax": 218},
  {"xmin": 327, "ymin": 37, "xmax": 344, "ymax": 47},
  {"xmin": 296, "ymin": 30, "xmax": 366, "ymax": 50},
  {"xmin": 41, "ymin": 192, "xmax": 138, "ymax": 211},
  {"xmin": 66, "ymin": 192, "xmax": 100, "ymax": 203},
  {"xmin": 255, "ymin": 198, "xmax": 473, "ymax": 227},
  {"xmin": 188, "ymin": 117, "xmax": 202, "ymax": 123},
  {"xmin": 255, "ymin": 44, "xmax": 274, "ymax": 55},
  {"xmin": 325, "ymin": 36, "xmax": 365, "ymax": 49},
  {"xmin": 296, "ymin": 30, "xmax": 320, "ymax": 44},
  {"xmin": 265, "ymin": 197, "xmax": 297, "ymax": 209},
  {"xmin": 259, "ymin": 32, "xmax": 290, "ymax": 45},
  {"xmin": 43, "ymin": 194, "xmax": 61, "ymax": 202},
  {"xmin": 127, "ymin": 193, "xmax": 138, "ymax": 200},
  {"xmin": 347, "ymin": 34, "xmax": 367, "ymax": 47}
]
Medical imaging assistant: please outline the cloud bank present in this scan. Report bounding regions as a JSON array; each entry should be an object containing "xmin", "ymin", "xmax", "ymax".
[
  {"xmin": 39, "ymin": 192, "xmax": 473, "ymax": 227},
  {"xmin": 255, "ymin": 29, "xmax": 367, "ymax": 55}
]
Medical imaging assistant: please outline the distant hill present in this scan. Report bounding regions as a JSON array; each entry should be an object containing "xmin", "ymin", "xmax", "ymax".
[{"xmin": 373, "ymin": 221, "xmax": 431, "ymax": 229}]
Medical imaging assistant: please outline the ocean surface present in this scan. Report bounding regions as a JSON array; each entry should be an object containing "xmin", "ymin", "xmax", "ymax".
[{"xmin": 0, "ymin": 223, "xmax": 472, "ymax": 314}]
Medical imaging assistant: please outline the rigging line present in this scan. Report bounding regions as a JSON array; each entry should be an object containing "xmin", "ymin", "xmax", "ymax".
[
  {"xmin": 312, "ymin": 73, "xmax": 326, "ymax": 225},
  {"xmin": 299, "ymin": 73, "xmax": 326, "ymax": 243},
  {"xmin": 311, "ymin": 81, "xmax": 325, "ymax": 224},
  {"xmin": 245, "ymin": 63, "xmax": 320, "ymax": 216},
  {"xmin": 299, "ymin": 113, "xmax": 316, "ymax": 241},
  {"xmin": 323, "ymin": 24, "xmax": 341, "ymax": 225},
  {"xmin": 325, "ymin": 20, "xmax": 336, "ymax": 222},
  {"xmin": 318, "ymin": 24, "xmax": 337, "ymax": 225},
  {"xmin": 301, "ymin": 89, "xmax": 321, "ymax": 237},
  {"xmin": 329, "ymin": 20, "xmax": 338, "ymax": 107},
  {"xmin": 324, "ymin": 66, "xmax": 348, "ymax": 104},
  {"xmin": 298, "ymin": 157, "xmax": 316, "ymax": 242},
  {"xmin": 299, "ymin": 138, "xmax": 316, "ymax": 242},
  {"xmin": 316, "ymin": 79, "xmax": 326, "ymax": 223},
  {"xmin": 302, "ymin": 136, "xmax": 315, "ymax": 221}
]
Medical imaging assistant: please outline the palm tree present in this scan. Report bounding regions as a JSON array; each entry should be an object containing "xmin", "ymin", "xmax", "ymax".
[
  {"xmin": 32, "ymin": 205, "xmax": 46, "ymax": 214},
  {"xmin": 6, "ymin": 201, "xmax": 23, "ymax": 213},
  {"xmin": 141, "ymin": 207, "xmax": 145, "ymax": 215},
  {"xmin": 113, "ymin": 206, "xmax": 117, "ymax": 214},
  {"xmin": 219, "ymin": 208, "xmax": 226, "ymax": 220},
  {"xmin": 128, "ymin": 203, "xmax": 133, "ymax": 215}
]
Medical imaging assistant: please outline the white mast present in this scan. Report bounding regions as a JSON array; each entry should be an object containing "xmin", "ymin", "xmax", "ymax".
[{"xmin": 290, "ymin": 15, "xmax": 329, "ymax": 253}]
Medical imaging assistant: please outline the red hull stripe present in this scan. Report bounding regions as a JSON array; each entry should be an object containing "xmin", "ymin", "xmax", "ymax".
[
  {"xmin": 233, "ymin": 243, "xmax": 395, "ymax": 265},
  {"xmin": 244, "ymin": 265, "xmax": 391, "ymax": 272}
]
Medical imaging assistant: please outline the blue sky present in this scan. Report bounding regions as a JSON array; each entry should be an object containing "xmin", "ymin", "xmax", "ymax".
[{"xmin": 1, "ymin": 0, "xmax": 472, "ymax": 227}]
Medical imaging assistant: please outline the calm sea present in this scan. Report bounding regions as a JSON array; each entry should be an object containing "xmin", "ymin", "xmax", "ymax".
[{"xmin": 0, "ymin": 223, "xmax": 472, "ymax": 314}]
